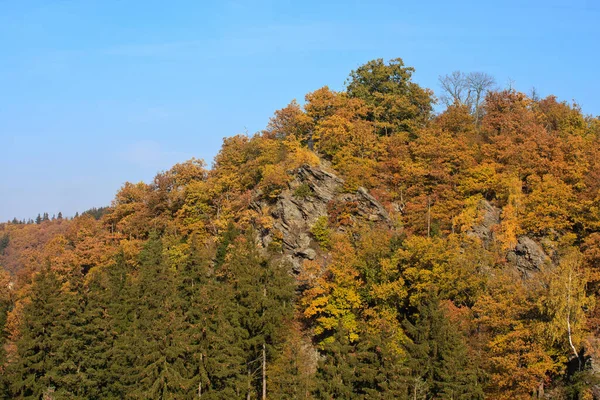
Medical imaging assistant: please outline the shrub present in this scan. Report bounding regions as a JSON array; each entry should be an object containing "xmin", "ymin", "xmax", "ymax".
[
  {"xmin": 293, "ymin": 183, "xmax": 313, "ymax": 199},
  {"xmin": 310, "ymin": 216, "xmax": 331, "ymax": 249}
]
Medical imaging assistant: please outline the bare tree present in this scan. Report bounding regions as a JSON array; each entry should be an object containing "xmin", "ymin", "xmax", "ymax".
[
  {"xmin": 438, "ymin": 71, "xmax": 471, "ymax": 107},
  {"xmin": 467, "ymin": 72, "xmax": 496, "ymax": 125},
  {"xmin": 439, "ymin": 71, "xmax": 495, "ymax": 125},
  {"xmin": 530, "ymin": 86, "xmax": 540, "ymax": 102},
  {"xmin": 506, "ymin": 77, "xmax": 516, "ymax": 91}
]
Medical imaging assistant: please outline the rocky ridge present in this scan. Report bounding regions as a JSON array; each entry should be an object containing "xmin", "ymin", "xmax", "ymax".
[
  {"xmin": 254, "ymin": 164, "xmax": 391, "ymax": 272},
  {"xmin": 255, "ymin": 166, "xmax": 558, "ymax": 277}
]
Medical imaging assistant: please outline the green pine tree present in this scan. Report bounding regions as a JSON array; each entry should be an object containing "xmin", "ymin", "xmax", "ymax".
[
  {"xmin": 402, "ymin": 295, "xmax": 483, "ymax": 400},
  {"xmin": 208, "ymin": 230, "xmax": 295, "ymax": 399},
  {"xmin": 8, "ymin": 266, "xmax": 70, "ymax": 398},
  {"xmin": 78, "ymin": 261, "xmax": 123, "ymax": 399},
  {"xmin": 314, "ymin": 325, "xmax": 361, "ymax": 399},
  {"xmin": 118, "ymin": 233, "xmax": 194, "ymax": 399},
  {"xmin": 315, "ymin": 322, "xmax": 411, "ymax": 399}
]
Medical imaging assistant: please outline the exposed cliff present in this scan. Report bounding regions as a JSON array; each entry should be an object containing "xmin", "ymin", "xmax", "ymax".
[
  {"xmin": 253, "ymin": 164, "xmax": 391, "ymax": 273},
  {"xmin": 506, "ymin": 236, "xmax": 554, "ymax": 276},
  {"xmin": 467, "ymin": 199, "xmax": 501, "ymax": 248},
  {"xmin": 466, "ymin": 199, "xmax": 556, "ymax": 278}
]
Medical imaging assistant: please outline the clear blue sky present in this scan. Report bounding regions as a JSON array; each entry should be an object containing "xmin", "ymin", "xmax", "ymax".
[{"xmin": 1, "ymin": 0, "xmax": 598, "ymax": 221}]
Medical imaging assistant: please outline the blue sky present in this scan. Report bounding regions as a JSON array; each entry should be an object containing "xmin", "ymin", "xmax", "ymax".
[{"xmin": 1, "ymin": 0, "xmax": 598, "ymax": 221}]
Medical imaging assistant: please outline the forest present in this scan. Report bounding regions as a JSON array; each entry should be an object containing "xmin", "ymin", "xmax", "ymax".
[{"xmin": 2, "ymin": 58, "xmax": 600, "ymax": 399}]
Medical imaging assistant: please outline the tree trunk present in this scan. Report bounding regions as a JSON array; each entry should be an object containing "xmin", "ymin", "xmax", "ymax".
[
  {"xmin": 247, "ymin": 367, "xmax": 252, "ymax": 400},
  {"xmin": 567, "ymin": 268, "xmax": 581, "ymax": 371},
  {"xmin": 427, "ymin": 196, "xmax": 431, "ymax": 238},
  {"xmin": 262, "ymin": 342, "xmax": 267, "ymax": 400},
  {"xmin": 413, "ymin": 377, "xmax": 417, "ymax": 400},
  {"xmin": 262, "ymin": 285, "xmax": 268, "ymax": 399}
]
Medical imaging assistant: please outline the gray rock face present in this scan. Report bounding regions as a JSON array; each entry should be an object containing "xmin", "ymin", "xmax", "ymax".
[
  {"xmin": 506, "ymin": 236, "xmax": 552, "ymax": 276},
  {"xmin": 255, "ymin": 164, "xmax": 390, "ymax": 273},
  {"xmin": 467, "ymin": 199, "xmax": 501, "ymax": 247},
  {"xmin": 462, "ymin": 200, "xmax": 554, "ymax": 279}
]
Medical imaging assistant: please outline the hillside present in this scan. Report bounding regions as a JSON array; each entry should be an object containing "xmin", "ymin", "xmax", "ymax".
[{"xmin": 2, "ymin": 58, "xmax": 600, "ymax": 399}]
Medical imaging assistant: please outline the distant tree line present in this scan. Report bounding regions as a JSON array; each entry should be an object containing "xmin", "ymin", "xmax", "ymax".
[{"xmin": 7, "ymin": 207, "xmax": 109, "ymax": 225}]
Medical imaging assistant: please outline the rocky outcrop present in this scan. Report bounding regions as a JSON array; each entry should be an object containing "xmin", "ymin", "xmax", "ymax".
[
  {"xmin": 506, "ymin": 236, "xmax": 552, "ymax": 277},
  {"xmin": 467, "ymin": 199, "xmax": 501, "ymax": 247},
  {"xmin": 464, "ymin": 200, "xmax": 554, "ymax": 278},
  {"xmin": 255, "ymin": 164, "xmax": 390, "ymax": 273}
]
